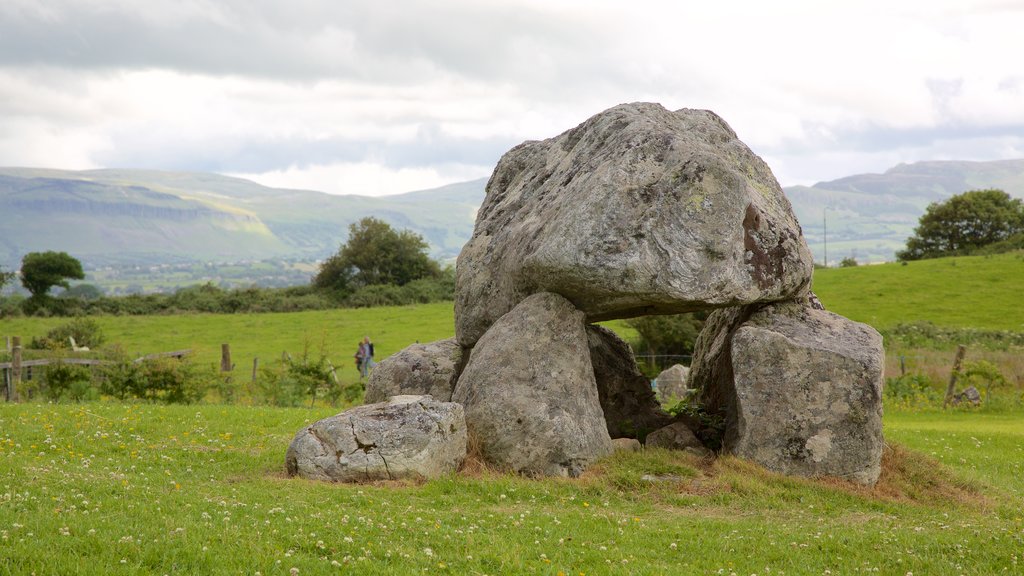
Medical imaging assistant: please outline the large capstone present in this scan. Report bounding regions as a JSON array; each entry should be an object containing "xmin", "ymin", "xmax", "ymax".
[
  {"xmin": 364, "ymin": 338, "xmax": 465, "ymax": 403},
  {"xmin": 455, "ymin": 102, "xmax": 813, "ymax": 347},
  {"xmin": 586, "ymin": 324, "xmax": 673, "ymax": 440},
  {"xmin": 285, "ymin": 395, "xmax": 466, "ymax": 482},
  {"xmin": 452, "ymin": 292, "xmax": 613, "ymax": 477},
  {"xmin": 693, "ymin": 302, "xmax": 885, "ymax": 485}
]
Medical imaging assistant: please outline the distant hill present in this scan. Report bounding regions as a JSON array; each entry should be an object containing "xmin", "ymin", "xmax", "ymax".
[
  {"xmin": 0, "ymin": 168, "xmax": 485, "ymax": 269},
  {"xmin": 786, "ymin": 159, "xmax": 1024, "ymax": 264},
  {"xmin": 3, "ymin": 159, "xmax": 1024, "ymax": 277}
]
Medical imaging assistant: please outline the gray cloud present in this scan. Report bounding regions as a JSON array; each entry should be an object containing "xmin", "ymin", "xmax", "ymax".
[
  {"xmin": 0, "ymin": 1, "xmax": 612, "ymax": 89},
  {"xmin": 93, "ymin": 126, "xmax": 519, "ymax": 174}
]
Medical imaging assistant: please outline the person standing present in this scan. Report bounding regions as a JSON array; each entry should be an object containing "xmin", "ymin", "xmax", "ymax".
[
  {"xmin": 354, "ymin": 340, "xmax": 367, "ymax": 379},
  {"xmin": 361, "ymin": 336, "xmax": 376, "ymax": 378}
]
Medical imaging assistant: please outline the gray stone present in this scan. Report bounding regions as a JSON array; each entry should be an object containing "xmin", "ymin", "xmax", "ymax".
[
  {"xmin": 586, "ymin": 325, "xmax": 673, "ymax": 439},
  {"xmin": 954, "ymin": 385, "xmax": 982, "ymax": 405},
  {"xmin": 728, "ymin": 302, "xmax": 884, "ymax": 485},
  {"xmin": 691, "ymin": 305, "xmax": 759, "ymax": 423},
  {"xmin": 455, "ymin": 102, "xmax": 812, "ymax": 347},
  {"xmin": 452, "ymin": 292, "xmax": 613, "ymax": 477},
  {"xmin": 612, "ymin": 438, "xmax": 642, "ymax": 452},
  {"xmin": 285, "ymin": 395, "xmax": 466, "ymax": 482},
  {"xmin": 644, "ymin": 421, "xmax": 710, "ymax": 456},
  {"xmin": 655, "ymin": 364, "xmax": 691, "ymax": 403},
  {"xmin": 364, "ymin": 338, "xmax": 464, "ymax": 404}
]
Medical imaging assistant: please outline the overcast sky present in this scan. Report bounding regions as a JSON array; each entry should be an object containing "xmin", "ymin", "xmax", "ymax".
[{"xmin": 2, "ymin": 0, "xmax": 1023, "ymax": 196}]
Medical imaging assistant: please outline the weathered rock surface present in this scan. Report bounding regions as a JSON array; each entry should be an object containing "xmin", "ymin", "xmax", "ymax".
[
  {"xmin": 655, "ymin": 364, "xmax": 691, "ymax": 403},
  {"xmin": 645, "ymin": 421, "xmax": 710, "ymax": 456},
  {"xmin": 455, "ymin": 102, "xmax": 813, "ymax": 346},
  {"xmin": 285, "ymin": 395, "xmax": 466, "ymax": 482},
  {"xmin": 691, "ymin": 305, "xmax": 760, "ymax": 424},
  {"xmin": 452, "ymin": 292, "xmax": 612, "ymax": 477},
  {"xmin": 364, "ymin": 338, "xmax": 464, "ymax": 404},
  {"xmin": 587, "ymin": 325, "xmax": 673, "ymax": 439},
  {"xmin": 727, "ymin": 302, "xmax": 884, "ymax": 485},
  {"xmin": 611, "ymin": 438, "xmax": 642, "ymax": 452}
]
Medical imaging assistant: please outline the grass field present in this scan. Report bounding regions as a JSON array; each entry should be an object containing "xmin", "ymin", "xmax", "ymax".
[
  {"xmin": 0, "ymin": 402, "xmax": 1021, "ymax": 575},
  {"xmin": 812, "ymin": 251, "xmax": 1024, "ymax": 332},
  {"xmin": 1, "ymin": 254, "xmax": 1023, "ymax": 573},
  {"xmin": 1, "ymin": 305, "xmax": 639, "ymax": 392}
]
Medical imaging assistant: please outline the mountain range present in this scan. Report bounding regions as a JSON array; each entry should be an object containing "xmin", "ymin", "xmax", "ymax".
[{"xmin": 2, "ymin": 159, "xmax": 1023, "ymax": 284}]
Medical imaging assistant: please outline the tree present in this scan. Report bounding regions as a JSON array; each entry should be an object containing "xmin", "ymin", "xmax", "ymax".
[
  {"xmin": 314, "ymin": 217, "xmax": 440, "ymax": 291},
  {"xmin": 897, "ymin": 189, "xmax": 1024, "ymax": 261},
  {"xmin": 20, "ymin": 251, "xmax": 85, "ymax": 298},
  {"xmin": 626, "ymin": 312, "xmax": 706, "ymax": 373},
  {"xmin": 0, "ymin": 266, "xmax": 14, "ymax": 292}
]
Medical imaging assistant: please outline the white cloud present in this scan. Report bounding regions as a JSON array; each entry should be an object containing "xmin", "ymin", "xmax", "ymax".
[
  {"xmin": 232, "ymin": 161, "xmax": 491, "ymax": 196},
  {"xmin": 1, "ymin": 0, "xmax": 1024, "ymax": 194}
]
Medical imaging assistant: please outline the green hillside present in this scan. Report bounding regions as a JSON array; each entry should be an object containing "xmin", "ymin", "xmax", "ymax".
[
  {"xmin": 812, "ymin": 250, "xmax": 1024, "ymax": 331},
  {"xmin": 0, "ymin": 168, "xmax": 485, "ymax": 269},
  {"xmin": 790, "ymin": 159, "xmax": 1024, "ymax": 264}
]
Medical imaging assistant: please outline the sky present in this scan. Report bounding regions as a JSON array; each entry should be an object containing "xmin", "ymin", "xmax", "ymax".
[{"xmin": 2, "ymin": 0, "xmax": 1023, "ymax": 196}]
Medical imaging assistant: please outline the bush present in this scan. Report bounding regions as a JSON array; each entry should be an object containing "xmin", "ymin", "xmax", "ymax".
[
  {"xmin": 29, "ymin": 317, "xmax": 105, "ymax": 350},
  {"xmin": 96, "ymin": 349, "xmax": 212, "ymax": 404},
  {"xmin": 883, "ymin": 321, "xmax": 1024, "ymax": 350},
  {"xmin": 884, "ymin": 373, "xmax": 940, "ymax": 409},
  {"xmin": 961, "ymin": 360, "xmax": 1008, "ymax": 402},
  {"xmin": 43, "ymin": 361, "xmax": 95, "ymax": 402},
  {"xmin": 256, "ymin": 346, "xmax": 348, "ymax": 407}
]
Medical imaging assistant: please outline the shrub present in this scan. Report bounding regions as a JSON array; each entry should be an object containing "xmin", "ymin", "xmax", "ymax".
[
  {"xmin": 96, "ymin": 349, "xmax": 212, "ymax": 404},
  {"xmin": 884, "ymin": 373, "xmax": 940, "ymax": 409},
  {"xmin": 961, "ymin": 360, "xmax": 1008, "ymax": 402},
  {"xmin": 256, "ymin": 345, "xmax": 346, "ymax": 407},
  {"xmin": 43, "ymin": 361, "xmax": 95, "ymax": 402},
  {"xmin": 29, "ymin": 317, "xmax": 106, "ymax": 350}
]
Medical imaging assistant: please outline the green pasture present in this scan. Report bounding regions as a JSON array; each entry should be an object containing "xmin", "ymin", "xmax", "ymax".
[
  {"xmin": 1, "ymin": 305, "xmax": 638, "ymax": 388},
  {"xmin": 812, "ymin": 251, "xmax": 1024, "ymax": 332},
  {"xmin": 0, "ymin": 403, "xmax": 1021, "ymax": 575}
]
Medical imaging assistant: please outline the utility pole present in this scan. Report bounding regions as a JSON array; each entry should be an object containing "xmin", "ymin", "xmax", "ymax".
[{"xmin": 823, "ymin": 208, "xmax": 828, "ymax": 268}]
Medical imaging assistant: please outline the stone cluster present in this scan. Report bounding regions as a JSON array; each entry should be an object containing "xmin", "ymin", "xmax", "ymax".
[{"xmin": 286, "ymin": 102, "xmax": 885, "ymax": 485}]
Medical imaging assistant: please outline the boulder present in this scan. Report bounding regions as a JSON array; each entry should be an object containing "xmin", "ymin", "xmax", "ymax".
[
  {"xmin": 726, "ymin": 302, "xmax": 884, "ymax": 485},
  {"xmin": 691, "ymin": 305, "xmax": 760, "ymax": 423},
  {"xmin": 455, "ymin": 102, "xmax": 812, "ymax": 346},
  {"xmin": 364, "ymin": 338, "xmax": 465, "ymax": 403},
  {"xmin": 586, "ymin": 325, "xmax": 674, "ymax": 439},
  {"xmin": 655, "ymin": 364, "xmax": 691, "ymax": 403},
  {"xmin": 645, "ymin": 421, "xmax": 710, "ymax": 456},
  {"xmin": 452, "ymin": 292, "xmax": 613, "ymax": 477},
  {"xmin": 285, "ymin": 395, "xmax": 466, "ymax": 482},
  {"xmin": 611, "ymin": 438, "xmax": 642, "ymax": 452}
]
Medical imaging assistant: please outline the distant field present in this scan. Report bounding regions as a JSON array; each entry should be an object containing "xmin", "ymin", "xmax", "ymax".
[
  {"xmin": 812, "ymin": 251, "xmax": 1024, "ymax": 332},
  {"xmin": 1, "ymin": 304, "xmax": 639, "ymax": 385}
]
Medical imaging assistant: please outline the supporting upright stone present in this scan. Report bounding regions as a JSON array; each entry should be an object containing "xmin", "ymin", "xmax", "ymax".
[
  {"xmin": 453, "ymin": 292, "xmax": 612, "ymax": 477},
  {"xmin": 695, "ymin": 301, "xmax": 885, "ymax": 485}
]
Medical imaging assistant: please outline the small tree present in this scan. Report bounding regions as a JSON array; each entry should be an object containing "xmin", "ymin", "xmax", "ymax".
[
  {"xmin": 19, "ymin": 251, "xmax": 85, "ymax": 298},
  {"xmin": 0, "ymin": 266, "xmax": 15, "ymax": 292},
  {"xmin": 314, "ymin": 217, "xmax": 440, "ymax": 291},
  {"xmin": 839, "ymin": 256, "xmax": 858, "ymax": 267},
  {"xmin": 898, "ymin": 189, "xmax": 1024, "ymax": 260},
  {"xmin": 626, "ymin": 312, "xmax": 706, "ymax": 374}
]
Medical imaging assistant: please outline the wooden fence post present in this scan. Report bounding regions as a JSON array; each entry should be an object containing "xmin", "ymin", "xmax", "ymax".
[
  {"xmin": 11, "ymin": 336, "xmax": 22, "ymax": 402},
  {"xmin": 221, "ymin": 344, "xmax": 233, "ymax": 373},
  {"xmin": 943, "ymin": 344, "xmax": 967, "ymax": 408},
  {"xmin": 251, "ymin": 357, "xmax": 259, "ymax": 384}
]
